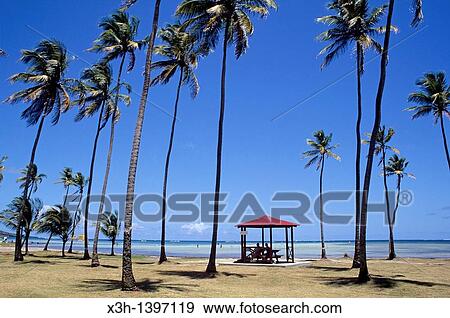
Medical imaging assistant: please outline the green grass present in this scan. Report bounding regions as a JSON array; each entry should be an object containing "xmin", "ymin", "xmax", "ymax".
[{"xmin": 1, "ymin": 250, "xmax": 450, "ymax": 297}]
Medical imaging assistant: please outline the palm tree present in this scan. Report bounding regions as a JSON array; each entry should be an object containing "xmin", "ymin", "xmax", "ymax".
[
  {"xmin": 0, "ymin": 156, "xmax": 7, "ymax": 184},
  {"xmin": 71, "ymin": 63, "xmax": 129, "ymax": 260},
  {"xmin": 89, "ymin": 10, "xmax": 142, "ymax": 268},
  {"xmin": 120, "ymin": 0, "xmax": 162, "ymax": 291},
  {"xmin": 303, "ymin": 130, "xmax": 341, "ymax": 259},
  {"xmin": 17, "ymin": 164, "xmax": 46, "ymax": 200},
  {"xmin": 100, "ymin": 210, "xmax": 121, "ymax": 256},
  {"xmin": 407, "ymin": 72, "xmax": 450, "ymax": 170},
  {"xmin": 317, "ymin": 0, "xmax": 387, "ymax": 268},
  {"xmin": 68, "ymin": 172, "xmax": 87, "ymax": 253},
  {"xmin": 5, "ymin": 39, "xmax": 71, "ymax": 261},
  {"xmin": 364, "ymin": 126, "xmax": 399, "ymax": 260},
  {"xmin": 0, "ymin": 49, "xmax": 5, "ymax": 56},
  {"xmin": 150, "ymin": 23, "xmax": 200, "ymax": 264},
  {"xmin": 358, "ymin": 0, "xmax": 423, "ymax": 282},
  {"xmin": 56, "ymin": 167, "xmax": 74, "ymax": 206},
  {"xmin": 385, "ymin": 155, "xmax": 415, "ymax": 225},
  {"xmin": 39, "ymin": 205, "xmax": 73, "ymax": 257},
  {"xmin": 176, "ymin": 0, "xmax": 277, "ymax": 274}
]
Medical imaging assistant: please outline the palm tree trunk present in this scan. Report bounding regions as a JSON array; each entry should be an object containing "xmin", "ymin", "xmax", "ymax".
[
  {"xmin": 24, "ymin": 229, "xmax": 30, "ymax": 256},
  {"xmin": 382, "ymin": 149, "xmax": 396, "ymax": 260},
  {"xmin": 352, "ymin": 43, "xmax": 363, "ymax": 268},
  {"xmin": 206, "ymin": 20, "xmax": 231, "ymax": 274},
  {"xmin": 393, "ymin": 175, "xmax": 401, "ymax": 225},
  {"xmin": 121, "ymin": 0, "xmax": 161, "ymax": 291},
  {"xmin": 92, "ymin": 55, "xmax": 127, "ymax": 267},
  {"xmin": 14, "ymin": 114, "xmax": 46, "ymax": 261},
  {"xmin": 68, "ymin": 190, "xmax": 83, "ymax": 253},
  {"xmin": 82, "ymin": 101, "xmax": 106, "ymax": 260},
  {"xmin": 359, "ymin": 0, "xmax": 395, "ymax": 282},
  {"xmin": 43, "ymin": 232, "xmax": 53, "ymax": 251},
  {"xmin": 111, "ymin": 237, "xmax": 115, "ymax": 256},
  {"xmin": 439, "ymin": 115, "xmax": 450, "ymax": 170},
  {"xmin": 319, "ymin": 155, "xmax": 326, "ymax": 259},
  {"xmin": 159, "ymin": 68, "xmax": 184, "ymax": 264},
  {"xmin": 62, "ymin": 239, "xmax": 66, "ymax": 257}
]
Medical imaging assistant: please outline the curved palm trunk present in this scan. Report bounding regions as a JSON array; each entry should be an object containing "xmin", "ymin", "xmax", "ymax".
[
  {"xmin": 393, "ymin": 175, "xmax": 401, "ymax": 225},
  {"xmin": 24, "ymin": 229, "xmax": 30, "ymax": 256},
  {"xmin": 68, "ymin": 190, "xmax": 83, "ymax": 253},
  {"xmin": 352, "ymin": 44, "xmax": 363, "ymax": 268},
  {"xmin": 319, "ymin": 156, "xmax": 326, "ymax": 259},
  {"xmin": 122, "ymin": 0, "xmax": 161, "ymax": 291},
  {"xmin": 439, "ymin": 115, "xmax": 450, "ymax": 170},
  {"xmin": 382, "ymin": 149, "xmax": 396, "ymax": 260},
  {"xmin": 206, "ymin": 21, "xmax": 231, "ymax": 274},
  {"xmin": 159, "ymin": 68, "xmax": 184, "ymax": 264},
  {"xmin": 15, "ymin": 114, "xmax": 46, "ymax": 261},
  {"xmin": 82, "ymin": 102, "xmax": 106, "ymax": 260},
  {"xmin": 111, "ymin": 237, "xmax": 116, "ymax": 256},
  {"xmin": 92, "ymin": 55, "xmax": 126, "ymax": 267},
  {"xmin": 359, "ymin": 0, "xmax": 395, "ymax": 282},
  {"xmin": 43, "ymin": 232, "xmax": 53, "ymax": 251},
  {"xmin": 62, "ymin": 239, "xmax": 66, "ymax": 257}
]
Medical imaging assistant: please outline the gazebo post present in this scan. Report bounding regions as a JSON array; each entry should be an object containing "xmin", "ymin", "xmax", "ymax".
[
  {"xmin": 291, "ymin": 226, "xmax": 295, "ymax": 263},
  {"xmin": 261, "ymin": 227, "xmax": 265, "ymax": 246},
  {"xmin": 269, "ymin": 227, "xmax": 273, "ymax": 263},
  {"xmin": 285, "ymin": 227, "xmax": 289, "ymax": 262},
  {"xmin": 244, "ymin": 227, "xmax": 247, "ymax": 262},
  {"xmin": 239, "ymin": 226, "xmax": 244, "ymax": 261}
]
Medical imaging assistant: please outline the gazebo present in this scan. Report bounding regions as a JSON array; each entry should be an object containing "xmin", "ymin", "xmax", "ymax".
[{"xmin": 236, "ymin": 215, "xmax": 298, "ymax": 263}]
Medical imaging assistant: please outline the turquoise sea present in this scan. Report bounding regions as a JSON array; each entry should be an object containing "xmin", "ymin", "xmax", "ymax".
[{"xmin": 20, "ymin": 238, "xmax": 450, "ymax": 259}]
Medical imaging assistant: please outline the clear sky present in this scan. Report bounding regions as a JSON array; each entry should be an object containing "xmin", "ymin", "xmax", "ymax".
[{"xmin": 0, "ymin": 0, "xmax": 449, "ymax": 242}]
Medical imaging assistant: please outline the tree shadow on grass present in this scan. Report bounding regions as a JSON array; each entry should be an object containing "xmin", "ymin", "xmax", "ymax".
[
  {"xmin": 21, "ymin": 259, "xmax": 56, "ymax": 265},
  {"xmin": 308, "ymin": 265, "xmax": 351, "ymax": 272},
  {"xmin": 79, "ymin": 279, "xmax": 195, "ymax": 293},
  {"xmin": 156, "ymin": 270, "xmax": 255, "ymax": 280},
  {"xmin": 77, "ymin": 264, "xmax": 119, "ymax": 269}
]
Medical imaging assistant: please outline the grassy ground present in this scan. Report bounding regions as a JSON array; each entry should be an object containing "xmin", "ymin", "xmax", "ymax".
[{"xmin": 1, "ymin": 250, "xmax": 450, "ymax": 297}]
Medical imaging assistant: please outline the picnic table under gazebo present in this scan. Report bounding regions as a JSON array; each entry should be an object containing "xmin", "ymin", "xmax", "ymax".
[{"xmin": 235, "ymin": 216, "xmax": 298, "ymax": 264}]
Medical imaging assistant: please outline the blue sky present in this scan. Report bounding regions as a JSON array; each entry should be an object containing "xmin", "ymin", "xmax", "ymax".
[{"xmin": 0, "ymin": 0, "xmax": 449, "ymax": 242}]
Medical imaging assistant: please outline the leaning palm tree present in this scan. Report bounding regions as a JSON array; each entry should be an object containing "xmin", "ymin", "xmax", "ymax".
[
  {"xmin": 17, "ymin": 164, "xmax": 46, "ymax": 200},
  {"xmin": 120, "ymin": 0, "xmax": 162, "ymax": 291},
  {"xmin": 317, "ymin": 0, "xmax": 387, "ymax": 268},
  {"xmin": 67, "ymin": 172, "xmax": 87, "ymax": 254},
  {"xmin": 358, "ymin": 0, "xmax": 423, "ymax": 282},
  {"xmin": 364, "ymin": 126, "xmax": 399, "ymax": 260},
  {"xmin": 89, "ymin": 10, "xmax": 141, "ymax": 268},
  {"xmin": 385, "ymin": 155, "xmax": 415, "ymax": 225},
  {"xmin": 100, "ymin": 210, "xmax": 121, "ymax": 256},
  {"xmin": 151, "ymin": 23, "xmax": 200, "ymax": 264},
  {"xmin": 407, "ymin": 72, "xmax": 450, "ymax": 170},
  {"xmin": 0, "ymin": 156, "xmax": 7, "ymax": 184},
  {"xmin": 5, "ymin": 39, "xmax": 71, "ymax": 261},
  {"xmin": 176, "ymin": 0, "xmax": 278, "ymax": 274},
  {"xmin": 56, "ymin": 167, "xmax": 74, "ymax": 206},
  {"xmin": 39, "ymin": 205, "xmax": 73, "ymax": 257},
  {"xmin": 71, "ymin": 63, "xmax": 125, "ymax": 260},
  {"xmin": 303, "ymin": 130, "xmax": 341, "ymax": 259}
]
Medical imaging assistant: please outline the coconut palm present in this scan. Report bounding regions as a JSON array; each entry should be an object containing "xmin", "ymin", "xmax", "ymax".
[
  {"xmin": 39, "ymin": 205, "xmax": 73, "ymax": 257},
  {"xmin": 317, "ymin": 0, "xmax": 387, "ymax": 268},
  {"xmin": 358, "ymin": 0, "xmax": 423, "ymax": 282},
  {"xmin": 303, "ymin": 130, "xmax": 341, "ymax": 259},
  {"xmin": 364, "ymin": 126, "xmax": 399, "ymax": 260},
  {"xmin": 176, "ymin": 0, "xmax": 277, "ymax": 274},
  {"xmin": 407, "ymin": 72, "xmax": 450, "ymax": 170},
  {"xmin": 67, "ymin": 172, "xmax": 87, "ymax": 254},
  {"xmin": 71, "ymin": 63, "xmax": 129, "ymax": 260},
  {"xmin": 89, "ymin": 10, "xmax": 142, "ymax": 268},
  {"xmin": 5, "ymin": 39, "xmax": 71, "ymax": 261},
  {"xmin": 120, "ymin": 0, "xmax": 161, "ymax": 291},
  {"xmin": 17, "ymin": 164, "xmax": 46, "ymax": 199},
  {"xmin": 150, "ymin": 23, "xmax": 200, "ymax": 264},
  {"xmin": 56, "ymin": 167, "xmax": 74, "ymax": 206},
  {"xmin": 0, "ymin": 156, "xmax": 7, "ymax": 184},
  {"xmin": 0, "ymin": 49, "xmax": 5, "ymax": 56},
  {"xmin": 385, "ymin": 155, "xmax": 415, "ymax": 225},
  {"xmin": 100, "ymin": 210, "xmax": 121, "ymax": 256}
]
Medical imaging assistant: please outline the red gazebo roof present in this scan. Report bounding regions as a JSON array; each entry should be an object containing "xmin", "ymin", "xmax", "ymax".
[{"xmin": 236, "ymin": 215, "xmax": 298, "ymax": 228}]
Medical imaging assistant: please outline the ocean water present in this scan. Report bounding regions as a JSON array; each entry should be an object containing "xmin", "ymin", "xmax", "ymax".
[{"xmin": 22, "ymin": 238, "xmax": 450, "ymax": 259}]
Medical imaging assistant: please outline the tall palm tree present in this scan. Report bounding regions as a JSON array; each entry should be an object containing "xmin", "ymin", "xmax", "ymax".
[
  {"xmin": 358, "ymin": 0, "xmax": 423, "ymax": 282},
  {"xmin": 71, "ymin": 63, "xmax": 129, "ymax": 260},
  {"xmin": 120, "ymin": 0, "xmax": 162, "ymax": 291},
  {"xmin": 100, "ymin": 210, "xmax": 121, "ymax": 256},
  {"xmin": 89, "ymin": 10, "xmax": 142, "ymax": 267},
  {"xmin": 176, "ymin": 0, "xmax": 278, "ymax": 274},
  {"xmin": 364, "ymin": 126, "xmax": 399, "ymax": 260},
  {"xmin": 303, "ymin": 130, "xmax": 341, "ymax": 259},
  {"xmin": 151, "ymin": 23, "xmax": 200, "ymax": 264},
  {"xmin": 5, "ymin": 39, "xmax": 71, "ymax": 261},
  {"xmin": 407, "ymin": 72, "xmax": 450, "ymax": 170},
  {"xmin": 0, "ymin": 156, "xmax": 7, "ymax": 184},
  {"xmin": 39, "ymin": 205, "xmax": 73, "ymax": 257},
  {"xmin": 67, "ymin": 172, "xmax": 87, "ymax": 253},
  {"xmin": 56, "ymin": 167, "xmax": 74, "ymax": 206},
  {"xmin": 317, "ymin": 0, "xmax": 386, "ymax": 268},
  {"xmin": 385, "ymin": 154, "xmax": 415, "ymax": 225}
]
